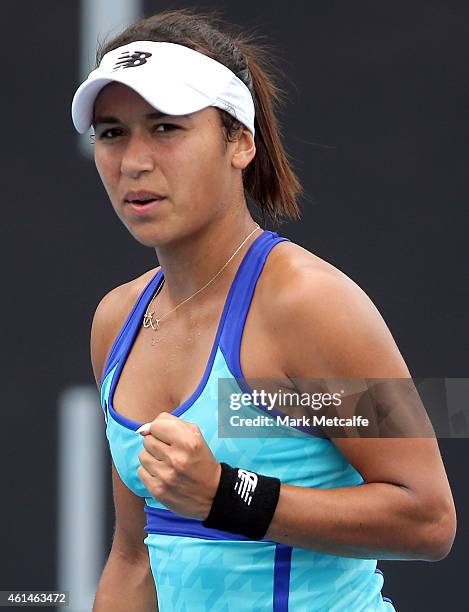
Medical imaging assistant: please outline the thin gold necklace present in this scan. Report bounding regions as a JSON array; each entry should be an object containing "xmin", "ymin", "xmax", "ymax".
[{"xmin": 142, "ymin": 225, "xmax": 261, "ymax": 331}]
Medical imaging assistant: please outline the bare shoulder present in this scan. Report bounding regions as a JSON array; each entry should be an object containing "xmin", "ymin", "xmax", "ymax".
[
  {"xmin": 263, "ymin": 239, "xmax": 346, "ymax": 282},
  {"xmin": 261, "ymin": 240, "xmax": 367, "ymax": 313},
  {"xmin": 90, "ymin": 266, "xmax": 160, "ymax": 386},
  {"xmin": 260, "ymin": 240, "xmax": 410, "ymax": 378}
]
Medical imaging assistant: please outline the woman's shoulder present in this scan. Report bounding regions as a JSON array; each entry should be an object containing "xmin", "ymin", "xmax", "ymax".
[
  {"xmin": 124, "ymin": 265, "xmax": 162, "ymax": 302},
  {"xmin": 262, "ymin": 238, "xmax": 381, "ymax": 329},
  {"xmin": 90, "ymin": 266, "xmax": 161, "ymax": 385},
  {"xmin": 96, "ymin": 265, "xmax": 161, "ymax": 320},
  {"xmin": 262, "ymin": 238, "xmax": 359, "ymax": 300},
  {"xmin": 260, "ymin": 239, "xmax": 407, "ymax": 378}
]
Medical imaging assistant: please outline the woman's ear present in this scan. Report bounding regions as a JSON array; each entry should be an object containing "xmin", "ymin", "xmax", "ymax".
[{"xmin": 231, "ymin": 129, "xmax": 256, "ymax": 170}]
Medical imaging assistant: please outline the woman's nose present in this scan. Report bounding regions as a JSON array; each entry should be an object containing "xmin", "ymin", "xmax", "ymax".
[{"xmin": 120, "ymin": 135, "xmax": 155, "ymax": 178}]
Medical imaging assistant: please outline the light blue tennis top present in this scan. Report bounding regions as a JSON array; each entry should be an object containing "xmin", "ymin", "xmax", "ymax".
[{"xmin": 100, "ymin": 230, "xmax": 396, "ymax": 611}]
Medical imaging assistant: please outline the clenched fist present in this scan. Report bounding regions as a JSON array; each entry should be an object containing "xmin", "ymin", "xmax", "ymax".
[{"xmin": 136, "ymin": 412, "xmax": 221, "ymax": 519}]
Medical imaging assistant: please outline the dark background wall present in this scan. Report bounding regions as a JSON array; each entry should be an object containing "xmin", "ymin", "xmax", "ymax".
[{"xmin": 1, "ymin": 1, "xmax": 467, "ymax": 610}]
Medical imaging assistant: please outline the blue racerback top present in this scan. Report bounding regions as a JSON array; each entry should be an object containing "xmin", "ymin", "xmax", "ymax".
[{"xmin": 100, "ymin": 230, "xmax": 396, "ymax": 611}]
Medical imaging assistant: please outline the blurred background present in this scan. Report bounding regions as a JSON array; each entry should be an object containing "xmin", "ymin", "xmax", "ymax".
[{"xmin": 1, "ymin": 0, "xmax": 467, "ymax": 610}]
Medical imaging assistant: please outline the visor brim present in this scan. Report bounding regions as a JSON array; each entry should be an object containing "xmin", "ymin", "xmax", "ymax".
[{"xmin": 71, "ymin": 72, "xmax": 215, "ymax": 133}]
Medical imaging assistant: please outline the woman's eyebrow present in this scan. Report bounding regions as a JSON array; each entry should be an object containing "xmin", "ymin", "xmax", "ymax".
[{"xmin": 92, "ymin": 111, "xmax": 167, "ymax": 128}]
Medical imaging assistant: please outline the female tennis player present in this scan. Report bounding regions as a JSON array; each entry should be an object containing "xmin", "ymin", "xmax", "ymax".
[{"xmin": 72, "ymin": 9, "xmax": 456, "ymax": 611}]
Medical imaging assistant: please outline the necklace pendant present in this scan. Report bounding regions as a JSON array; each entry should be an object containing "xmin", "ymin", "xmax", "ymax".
[
  {"xmin": 143, "ymin": 310, "xmax": 155, "ymax": 329},
  {"xmin": 143, "ymin": 311, "xmax": 160, "ymax": 331}
]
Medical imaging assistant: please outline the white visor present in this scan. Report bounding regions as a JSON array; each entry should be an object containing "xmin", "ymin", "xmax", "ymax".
[{"xmin": 71, "ymin": 41, "xmax": 255, "ymax": 136}]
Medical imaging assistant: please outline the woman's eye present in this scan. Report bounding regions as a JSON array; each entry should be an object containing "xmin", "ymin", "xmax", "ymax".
[
  {"xmin": 154, "ymin": 123, "xmax": 178, "ymax": 133},
  {"xmin": 96, "ymin": 124, "xmax": 179, "ymax": 139},
  {"xmin": 98, "ymin": 128, "xmax": 122, "ymax": 139}
]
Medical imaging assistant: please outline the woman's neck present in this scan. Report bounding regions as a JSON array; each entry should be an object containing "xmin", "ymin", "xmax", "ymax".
[{"xmin": 154, "ymin": 213, "xmax": 261, "ymax": 306}]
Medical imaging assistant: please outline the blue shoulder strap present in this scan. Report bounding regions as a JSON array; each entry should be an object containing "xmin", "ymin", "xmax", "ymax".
[
  {"xmin": 101, "ymin": 269, "xmax": 164, "ymax": 384},
  {"xmin": 219, "ymin": 230, "xmax": 289, "ymax": 378}
]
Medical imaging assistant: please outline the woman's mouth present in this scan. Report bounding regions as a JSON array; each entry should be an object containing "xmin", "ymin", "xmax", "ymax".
[
  {"xmin": 127, "ymin": 197, "xmax": 166, "ymax": 215},
  {"xmin": 123, "ymin": 190, "xmax": 166, "ymax": 215}
]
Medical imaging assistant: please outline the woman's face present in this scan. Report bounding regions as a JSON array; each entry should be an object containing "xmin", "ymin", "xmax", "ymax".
[{"xmin": 93, "ymin": 82, "xmax": 251, "ymax": 246}]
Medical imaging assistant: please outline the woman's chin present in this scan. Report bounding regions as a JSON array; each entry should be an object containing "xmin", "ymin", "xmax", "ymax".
[{"xmin": 126, "ymin": 225, "xmax": 179, "ymax": 249}]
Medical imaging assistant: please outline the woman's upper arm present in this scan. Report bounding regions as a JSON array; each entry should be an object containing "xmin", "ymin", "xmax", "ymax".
[
  {"xmin": 89, "ymin": 282, "xmax": 152, "ymax": 560},
  {"xmin": 90, "ymin": 268, "xmax": 160, "ymax": 386},
  {"xmin": 90, "ymin": 285, "xmax": 128, "ymax": 387},
  {"xmin": 90, "ymin": 283, "xmax": 157, "ymax": 563},
  {"xmin": 110, "ymin": 462, "xmax": 149, "ymax": 562},
  {"xmin": 273, "ymin": 266, "xmax": 456, "ymax": 539}
]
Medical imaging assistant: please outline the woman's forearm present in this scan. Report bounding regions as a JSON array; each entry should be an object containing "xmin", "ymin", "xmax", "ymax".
[
  {"xmin": 265, "ymin": 481, "xmax": 455, "ymax": 561},
  {"xmin": 93, "ymin": 547, "xmax": 157, "ymax": 612}
]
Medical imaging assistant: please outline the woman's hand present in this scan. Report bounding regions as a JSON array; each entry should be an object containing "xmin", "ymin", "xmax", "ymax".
[{"xmin": 136, "ymin": 412, "xmax": 221, "ymax": 520}]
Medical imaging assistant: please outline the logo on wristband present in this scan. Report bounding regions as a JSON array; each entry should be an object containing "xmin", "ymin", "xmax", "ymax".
[{"xmin": 234, "ymin": 469, "xmax": 258, "ymax": 505}]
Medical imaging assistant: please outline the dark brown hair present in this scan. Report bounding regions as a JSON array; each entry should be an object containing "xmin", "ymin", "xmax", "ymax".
[{"xmin": 96, "ymin": 8, "xmax": 302, "ymax": 224}]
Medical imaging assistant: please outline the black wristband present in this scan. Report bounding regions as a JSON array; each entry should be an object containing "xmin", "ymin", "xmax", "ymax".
[{"xmin": 203, "ymin": 463, "xmax": 281, "ymax": 540}]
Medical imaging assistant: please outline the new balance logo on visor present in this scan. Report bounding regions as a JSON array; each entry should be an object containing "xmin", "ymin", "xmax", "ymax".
[
  {"xmin": 113, "ymin": 50, "xmax": 152, "ymax": 71},
  {"xmin": 234, "ymin": 469, "xmax": 258, "ymax": 505}
]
